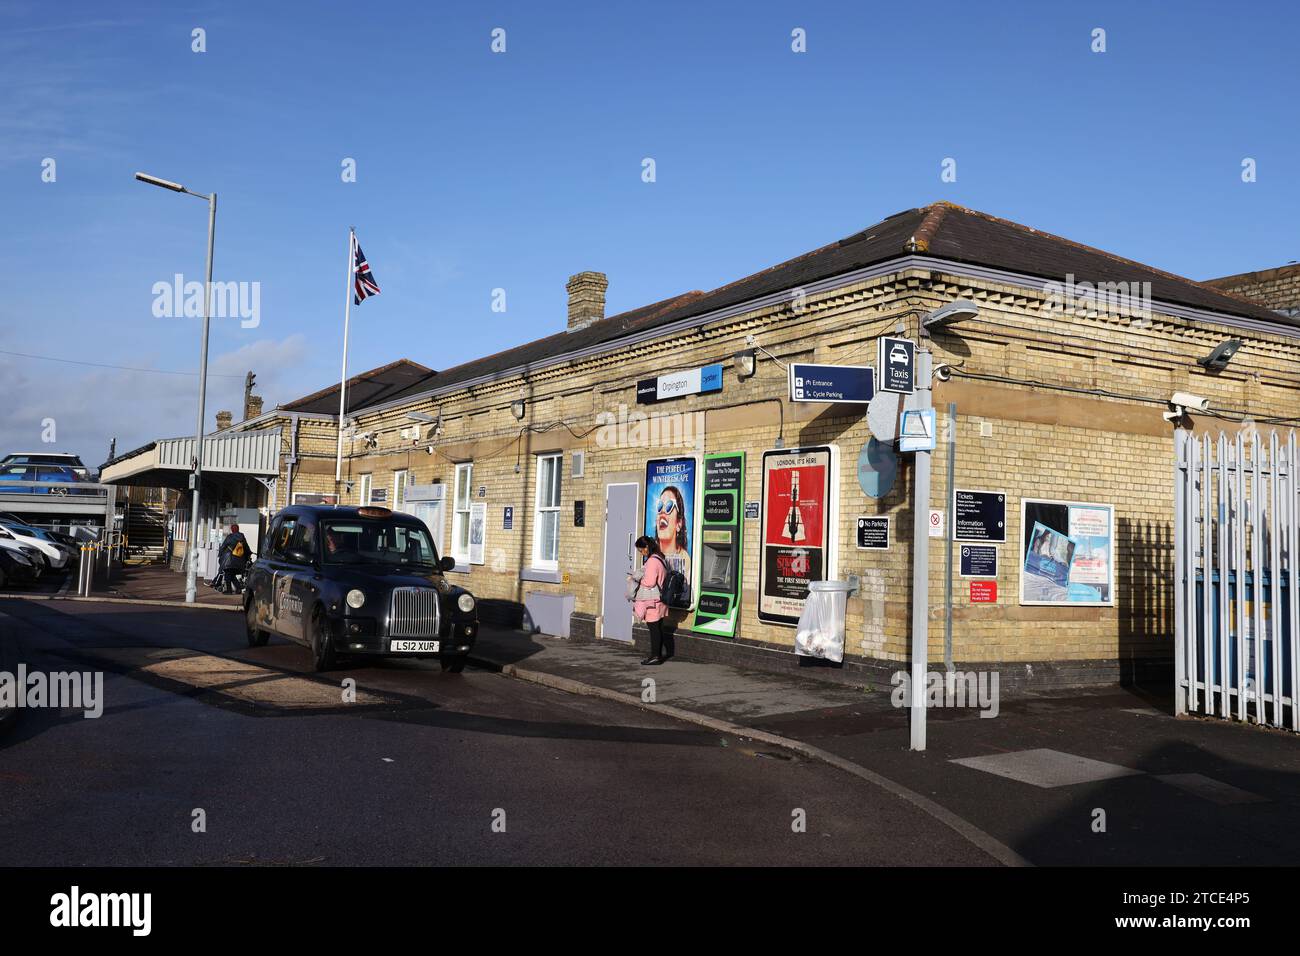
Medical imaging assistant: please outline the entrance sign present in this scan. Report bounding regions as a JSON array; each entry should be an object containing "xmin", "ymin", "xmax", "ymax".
[
  {"xmin": 1020, "ymin": 498, "xmax": 1114, "ymax": 606},
  {"xmin": 788, "ymin": 363, "xmax": 874, "ymax": 404},
  {"xmin": 855, "ymin": 516, "xmax": 890, "ymax": 550},
  {"xmin": 693, "ymin": 453, "xmax": 745, "ymax": 638},
  {"xmin": 960, "ymin": 545, "xmax": 998, "ymax": 577},
  {"xmin": 953, "ymin": 489, "xmax": 1006, "ymax": 543},
  {"xmin": 878, "ymin": 337, "xmax": 916, "ymax": 394},
  {"xmin": 644, "ymin": 457, "xmax": 698, "ymax": 609},
  {"xmin": 758, "ymin": 446, "xmax": 838, "ymax": 626}
]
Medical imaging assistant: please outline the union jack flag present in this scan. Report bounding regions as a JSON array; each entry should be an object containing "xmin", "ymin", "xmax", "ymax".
[{"xmin": 353, "ymin": 238, "xmax": 381, "ymax": 305}]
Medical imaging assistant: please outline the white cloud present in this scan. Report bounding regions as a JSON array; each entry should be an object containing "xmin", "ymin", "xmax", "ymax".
[{"xmin": 0, "ymin": 335, "xmax": 320, "ymax": 469}]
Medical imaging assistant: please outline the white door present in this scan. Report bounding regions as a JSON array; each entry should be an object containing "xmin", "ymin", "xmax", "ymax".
[{"xmin": 601, "ymin": 483, "xmax": 639, "ymax": 642}]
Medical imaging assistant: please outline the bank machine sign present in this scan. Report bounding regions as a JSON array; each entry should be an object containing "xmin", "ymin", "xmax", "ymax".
[{"xmin": 692, "ymin": 453, "xmax": 745, "ymax": 639}]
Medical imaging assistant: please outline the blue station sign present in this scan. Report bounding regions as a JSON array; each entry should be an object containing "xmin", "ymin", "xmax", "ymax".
[{"xmin": 788, "ymin": 363, "xmax": 875, "ymax": 404}]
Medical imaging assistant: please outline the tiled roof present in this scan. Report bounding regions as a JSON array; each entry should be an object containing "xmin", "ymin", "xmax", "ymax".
[
  {"xmin": 281, "ymin": 358, "xmax": 435, "ymax": 415},
  {"xmin": 320, "ymin": 203, "xmax": 1296, "ymax": 413}
]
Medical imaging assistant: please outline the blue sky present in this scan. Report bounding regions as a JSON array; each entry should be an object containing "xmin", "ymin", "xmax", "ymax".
[{"xmin": 1, "ymin": 0, "xmax": 1296, "ymax": 462}]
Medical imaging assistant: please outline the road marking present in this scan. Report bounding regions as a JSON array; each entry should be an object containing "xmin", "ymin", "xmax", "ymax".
[
  {"xmin": 83, "ymin": 646, "xmax": 398, "ymax": 710},
  {"xmin": 950, "ymin": 749, "xmax": 1141, "ymax": 788}
]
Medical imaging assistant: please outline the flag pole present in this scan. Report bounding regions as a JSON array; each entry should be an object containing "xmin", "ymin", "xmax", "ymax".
[{"xmin": 334, "ymin": 226, "xmax": 356, "ymax": 492}]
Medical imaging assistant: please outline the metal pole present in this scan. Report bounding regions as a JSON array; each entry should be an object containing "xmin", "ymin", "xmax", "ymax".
[
  {"xmin": 334, "ymin": 228, "xmax": 356, "ymax": 487},
  {"xmin": 185, "ymin": 192, "xmax": 217, "ymax": 604},
  {"xmin": 910, "ymin": 351, "xmax": 933, "ymax": 751},
  {"xmin": 944, "ymin": 401, "xmax": 956, "ymax": 673}
]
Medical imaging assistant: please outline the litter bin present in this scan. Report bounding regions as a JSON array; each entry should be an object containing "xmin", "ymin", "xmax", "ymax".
[{"xmin": 794, "ymin": 580, "xmax": 856, "ymax": 663}]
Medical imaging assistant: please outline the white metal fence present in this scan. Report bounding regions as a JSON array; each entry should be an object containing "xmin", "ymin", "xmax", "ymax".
[{"xmin": 1175, "ymin": 428, "xmax": 1299, "ymax": 728}]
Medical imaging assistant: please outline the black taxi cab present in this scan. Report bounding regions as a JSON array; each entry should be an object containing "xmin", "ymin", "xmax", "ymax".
[{"xmin": 243, "ymin": 504, "xmax": 479, "ymax": 672}]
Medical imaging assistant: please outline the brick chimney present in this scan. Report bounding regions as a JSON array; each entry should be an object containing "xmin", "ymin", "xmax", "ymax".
[
  {"xmin": 566, "ymin": 271, "xmax": 608, "ymax": 332},
  {"xmin": 245, "ymin": 394, "xmax": 264, "ymax": 419},
  {"xmin": 215, "ymin": 410, "xmax": 233, "ymax": 431}
]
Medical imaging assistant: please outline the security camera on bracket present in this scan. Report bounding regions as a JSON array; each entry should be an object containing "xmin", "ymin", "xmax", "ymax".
[{"xmin": 1164, "ymin": 391, "xmax": 1210, "ymax": 423}]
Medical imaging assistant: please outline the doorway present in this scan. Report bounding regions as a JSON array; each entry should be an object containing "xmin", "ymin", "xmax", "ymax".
[{"xmin": 601, "ymin": 482, "xmax": 639, "ymax": 642}]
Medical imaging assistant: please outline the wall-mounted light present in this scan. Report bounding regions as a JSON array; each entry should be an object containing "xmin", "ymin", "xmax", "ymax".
[
  {"xmin": 1198, "ymin": 339, "xmax": 1243, "ymax": 372},
  {"xmin": 510, "ymin": 399, "xmax": 526, "ymax": 420},
  {"xmin": 733, "ymin": 348, "xmax": 756, "ymax": 379},
  {"xmin": 921, "ymin": 299, "xmax": 980, "ymax": 335}
]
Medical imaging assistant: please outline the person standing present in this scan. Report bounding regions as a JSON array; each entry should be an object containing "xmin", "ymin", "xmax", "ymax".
[{"xmin": 629, "ymin": 535, "xmax": 673, "ymax": 665}]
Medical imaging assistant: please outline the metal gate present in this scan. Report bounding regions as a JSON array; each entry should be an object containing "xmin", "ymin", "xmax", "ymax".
[{"xmin": 1175, "ymin": 428, "xmax": 1298, "ymax": 728}]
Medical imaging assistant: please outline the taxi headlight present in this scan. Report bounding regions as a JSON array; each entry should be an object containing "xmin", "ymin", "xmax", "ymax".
[
  {"xmin": 457, "ymin": 593, "xmax": 476, "ymax": 614},
  {"xmin": 346, "ymin": 589, "xmax": 366, "ymax": 609}
]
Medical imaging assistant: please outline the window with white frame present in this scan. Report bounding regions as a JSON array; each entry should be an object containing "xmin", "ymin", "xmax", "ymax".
[
  {"xmin": 359, "ymin": 473, "xmax": 372, "ymax": 506},
  {"xmin": 451, "ymin": 462, "xmax": 473, "ymax": 564},
  {"xmin": 532, "ymin": 452, "xmax": 562, "ymax": 570},
  {"xmin": 393, "ymin": 470, "xmax": 408, "ymax": 512}
]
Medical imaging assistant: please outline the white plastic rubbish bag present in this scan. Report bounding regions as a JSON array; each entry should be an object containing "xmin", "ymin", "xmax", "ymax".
[{"xmin": 794, "ymin": 580, "xmax": 854, "ymax": 663}]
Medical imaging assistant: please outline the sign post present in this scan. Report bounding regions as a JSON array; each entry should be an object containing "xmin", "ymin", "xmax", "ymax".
[{"xmin": 907, "ymin": 352, "xmax": 933, "ymax": 752}]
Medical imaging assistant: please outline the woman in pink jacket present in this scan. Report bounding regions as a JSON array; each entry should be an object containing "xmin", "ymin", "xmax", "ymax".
[{"xmin": 630, "ymin": 535, "xmax": 672, "ymax": 665}]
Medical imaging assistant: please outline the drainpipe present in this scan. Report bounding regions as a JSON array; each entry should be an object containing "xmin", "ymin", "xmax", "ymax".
[{"xmin": 285, "ymin": 416, "xmax": 300, "ymax": 506}]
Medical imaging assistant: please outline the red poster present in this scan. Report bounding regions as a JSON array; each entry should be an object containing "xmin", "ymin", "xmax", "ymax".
[
  {"xmin": 758, "ymin": 447, "xmax": 836, "ymax": 626},
  {"xmin": 970, "ymin": 581, "xmax": 998, "ymax": 603},
  {"xmin": 763, "ymin": 463, "xmax": 826, "ymax": 549}
]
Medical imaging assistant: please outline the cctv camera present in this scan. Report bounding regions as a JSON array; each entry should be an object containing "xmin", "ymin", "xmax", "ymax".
[
  {"xmin": 1170, "ymin": 392, "xmax": 1210, "ymax": 413},
  {"xmin": 425, "ymin": 445, "xmax": 434, "ymax": 456}
]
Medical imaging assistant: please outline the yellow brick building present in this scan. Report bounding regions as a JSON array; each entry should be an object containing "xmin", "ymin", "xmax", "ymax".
[{"xmin": 219, "ymin": 203, "xmax": 1300, "ymax": 690}]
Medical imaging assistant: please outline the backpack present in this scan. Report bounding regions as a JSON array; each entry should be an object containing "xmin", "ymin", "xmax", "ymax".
[
  {"xmin": 232, "ymin": 539, "xmax": 246, "ymax": 558},
  {"xmin": 657, "ymin": 555, "xmax": 688, "ymax": 607}
]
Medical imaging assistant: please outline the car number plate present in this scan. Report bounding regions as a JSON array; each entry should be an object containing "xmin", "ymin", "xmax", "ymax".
[{"xmin": 390, "ymin": 640, "xmax": 439, "ymax": 653}]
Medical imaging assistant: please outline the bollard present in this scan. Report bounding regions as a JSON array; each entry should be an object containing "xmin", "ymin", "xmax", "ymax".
[{"xmin": 78, "ymin": 546, "xmax": 89, "ymax": 596}]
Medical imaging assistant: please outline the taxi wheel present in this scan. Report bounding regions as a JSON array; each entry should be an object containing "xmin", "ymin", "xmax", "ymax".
[
  {"xmin": 245, "ymin": 601, "xmax": 269, "ymax": 648},
  {"xmin": 440, "ymin": 653, "xmax": 467, "ymax": 674},
  {"xmin": 310, "ymin": 609, "xmax": 337, "ymax": 672}
]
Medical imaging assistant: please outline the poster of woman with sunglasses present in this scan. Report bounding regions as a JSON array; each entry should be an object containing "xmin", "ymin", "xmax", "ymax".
[{"xmin": 644, "ymin": 457, "xmax": 696, "ymax": 607}]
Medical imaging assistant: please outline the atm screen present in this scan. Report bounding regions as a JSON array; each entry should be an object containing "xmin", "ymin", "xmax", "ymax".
[{"xmin": 702, "ymin": 544, "xmax": 733, "ymax": 591}]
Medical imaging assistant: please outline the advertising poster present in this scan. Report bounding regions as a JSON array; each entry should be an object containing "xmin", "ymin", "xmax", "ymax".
[
  {"xmin": 468, "ymin": 502, "xmax": 486, "ymax": 565},
  {"xmin": 693, "ymin": 453, "xmax": 745, "ymax": 638},
  {"xmin": 644, "ymin": 457, "xmax": 697, "ymax": 608},
  {"xmin": 758, "ymin": 446, "xmax": 836, "ymax": 626},
  {"xmin": 1020, "ymin": 499, "xmax": 1113, "ymax": 606}
]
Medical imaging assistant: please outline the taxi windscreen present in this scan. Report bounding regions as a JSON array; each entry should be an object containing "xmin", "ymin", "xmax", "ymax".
[{"xmin": 321, "ymin": 519, "xmax": 439, "ymax": 567}]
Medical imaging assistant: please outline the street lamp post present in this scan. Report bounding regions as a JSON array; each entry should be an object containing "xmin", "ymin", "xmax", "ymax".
[{"xmin": 134, "ymin": 172, "xmax": 216, "ymax": 604}]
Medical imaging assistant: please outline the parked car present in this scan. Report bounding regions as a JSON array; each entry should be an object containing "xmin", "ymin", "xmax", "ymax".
[
  {"xmin": 0, "ymin": 523, "xmax": 72, "ymax": 571},
  {"xmin": 243, "ymin": 505, "xmax": 479, "ymax": 672},
  {"xmin": 0, "ymin": 547, "xmax": 40, "ymax": 589},
  {"xmin": 0, "ymin": 531, "xmax": 43, "ymax": 580},
  {"xmin": 0, "ymin": 463, "xmax": 96, "ymax": 495},
  {"xmin": 0, "ymin": 452, "xmax": 91, "ymax": 480}
]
